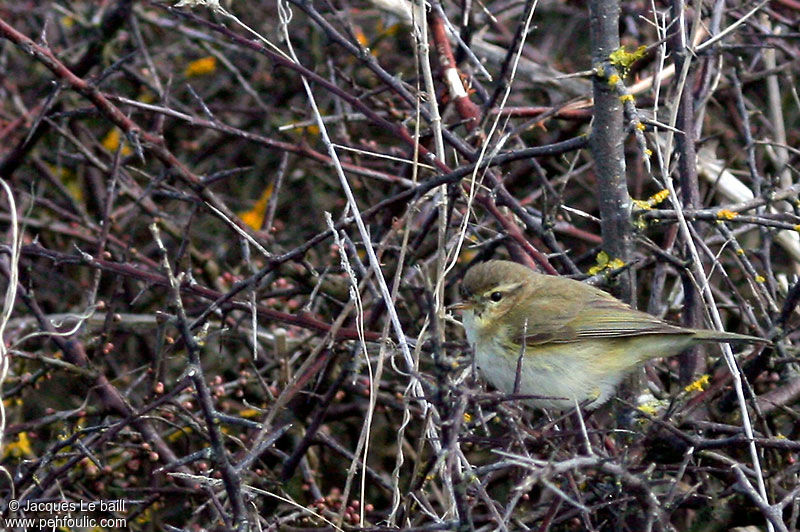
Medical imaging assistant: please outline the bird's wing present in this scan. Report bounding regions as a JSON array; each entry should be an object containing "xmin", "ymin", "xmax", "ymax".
[
  {"xmin": 515, "ymin": 280, "xmax": 689, "ymax": 346},
  {"xmin": 568, "ymin": 298, "xmax": 689, "ymax": 339}
]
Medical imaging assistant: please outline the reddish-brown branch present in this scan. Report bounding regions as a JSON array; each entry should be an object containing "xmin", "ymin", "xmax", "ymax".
[
  {"xmin": 0, "ymin": 17, "xmax": 262, "ymax": 247},
  {"xmin": 429, "ymin": 12, "xmax": 482, "ymax": 132},
  {"xmin": 21, "ymin": 243, "xmax": 382, "ymax": 342},
  {"xmin": 164, "ymin": 3, "xmax": 559, "ymax": 269}
]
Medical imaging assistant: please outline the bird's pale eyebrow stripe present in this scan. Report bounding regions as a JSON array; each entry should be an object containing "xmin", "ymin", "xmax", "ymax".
[{"xmin": 482, "ymin": 281, "xmax": 524, "ymax": 295}]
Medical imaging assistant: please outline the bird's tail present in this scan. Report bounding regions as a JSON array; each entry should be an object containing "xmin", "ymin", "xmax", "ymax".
[{"xmin": 691, "ymin": 328, "xmax": 768, "ymax": 345}]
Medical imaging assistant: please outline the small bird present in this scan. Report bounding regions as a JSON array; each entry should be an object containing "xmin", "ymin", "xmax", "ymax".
[{"xmin": 455, "ymin": 260, "xmax": 765, "ymax": 410}]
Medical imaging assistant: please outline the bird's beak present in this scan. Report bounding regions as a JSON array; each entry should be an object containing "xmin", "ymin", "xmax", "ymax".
[{"xmin": 449, "ymin": 301, "xmax": 473, "ymax": 312}]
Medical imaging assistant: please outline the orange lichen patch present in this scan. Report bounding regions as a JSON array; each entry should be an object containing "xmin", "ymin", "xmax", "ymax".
[
  {"xmin": 239, "ymin": 182, "xmax": 275, "ymax": 230},
  {"xmin": 101, "ymin": 128, "xmax": 132, "ymax": 156},
  {"xmin": 185, "ymin": 56, "xmax": 217, "ymax": 77}
]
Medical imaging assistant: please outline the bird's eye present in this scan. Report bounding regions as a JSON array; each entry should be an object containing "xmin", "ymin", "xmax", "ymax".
[{"xmin": 490, "ymin": 291, "xmax": 503, "ymax": 302}]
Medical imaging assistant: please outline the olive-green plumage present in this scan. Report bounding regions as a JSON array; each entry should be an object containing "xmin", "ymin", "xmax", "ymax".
[{"xmin": 458, "ymin": 260, "xmax": 764, "ymax": 409}]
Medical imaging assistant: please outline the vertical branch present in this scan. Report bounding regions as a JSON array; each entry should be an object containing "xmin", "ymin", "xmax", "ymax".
[
  {"xmin": 0, "ymin": 179, "xmax": 20, "ymax": 492},
  {"xmin": 149, "ymin": 224, "xmax": 248, "ymax": 529},
  {"xmin": 669, "ymin": 0, "xmax": 704, "ymax": 384},
  {"xmin": 413, "ymin": 0, "xmax": 448, "ymax": 388},
  {"xmin": 588, "ymin": 0, "xmax": 635, "ymax": 303}
]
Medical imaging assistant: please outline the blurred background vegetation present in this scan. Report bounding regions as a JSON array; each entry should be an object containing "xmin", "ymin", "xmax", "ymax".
[{"xmin": 0, "ymin": 0, "xmax": 798, "ymax": 530}]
